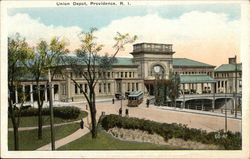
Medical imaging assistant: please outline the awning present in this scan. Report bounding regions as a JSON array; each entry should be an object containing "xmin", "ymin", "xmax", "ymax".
[{"xmin": 180, "ymin": 75, "xmax": 216, "ymax": 84}]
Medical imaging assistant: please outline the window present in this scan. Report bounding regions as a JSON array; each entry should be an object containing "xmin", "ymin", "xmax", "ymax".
[
  {"xmin": 129, "ymin": 72, "xmax": 132, "ymax": 77},
  {"xmin": 108, "ymin": 83, "xmax": 111, "ymax": 93},
  {"xmin": 99, "ymin": 83, "xmax": 102, "ymax": 93},
  {"xmin": 85, "ymin": 84, "xmax": 88, "ymax": 93},
  {"xmin": 136, "ymin": 83, "xmax": 139, "ymax": 91},
  {"xmin": 121, "ymin": 72, "xmax": 123, "ymax": 78},
  {"xmin": 107, "ymin": 72, "xmax": 110, "ymax": 78},
  {"xmin": 132, "ymin": 83, "xmax": 135, "ymax": 91},
  {"xmin": 125, "ymin": 72, "xmax": 127, "ymax": 78},
  {"xmin": 75, "ymin": 84, "xmax": 78, "ymax": 94},
  {"xmin": 222, "ymin": 81, "xmax": 224, "ymax": 87},
  {"xmin": 104, "ymin": 83, "xmax": 107, "ymax": 93},
  {"xmin": 239, "ymin": 80, "xmax": 242, "ymax": 88},
  {"xmin": 127, "ymin": 83, "xmax": 130, "ymax": 91},
  {"xmin": 62, "ymin": 84, "xmax": 66, "ymax": 95},
  {"xmin": 80, "ymin": 84, "xmax": 83, "ymax": 93}
]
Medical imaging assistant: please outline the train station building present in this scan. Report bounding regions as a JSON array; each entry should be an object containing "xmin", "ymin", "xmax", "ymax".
[{"xmin": 13, "ymin": 43, "xmax": 242, "ymax": 104}]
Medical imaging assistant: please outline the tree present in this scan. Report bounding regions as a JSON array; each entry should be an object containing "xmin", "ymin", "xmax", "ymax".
[
  {"xmin": 25, "ymin": 37, "xmax": 68, "ymax": 139},
  {"xmin": 168, "ymin": 73, "xmax": 181, "ymax": 107},
  {"xmin": 64, "ymin": 28, "xmax": 137, "ymax": 138},
  {"xmin": 8, "ymin": 33, "xmax": 33, "ymax": 150}
]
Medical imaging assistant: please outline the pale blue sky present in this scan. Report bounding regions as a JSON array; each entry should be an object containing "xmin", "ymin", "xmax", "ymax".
[{"xmin": 8, "ymin": 4, "xmax": 240, "ymax": 30}]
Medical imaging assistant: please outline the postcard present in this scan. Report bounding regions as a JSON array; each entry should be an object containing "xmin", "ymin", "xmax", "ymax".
[{"xmin": 1, "ymin": 0, "xmax": 249, "ymax": 158}]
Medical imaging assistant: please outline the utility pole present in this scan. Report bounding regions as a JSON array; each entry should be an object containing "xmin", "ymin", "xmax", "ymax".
[
  {"xmin": 212, "ymin": 82, "xmax": 215, "ymax": 112},
  {"xmin": 48, "ymin": 69, "xmax": 55, "ymax": 150},
  {"xmin": 234, "ymin": 55, "xmax": 237, "ymax": 118},
  {"xmin": 224, "ymin": 89, "xmax": 227, "ymax": 132}
]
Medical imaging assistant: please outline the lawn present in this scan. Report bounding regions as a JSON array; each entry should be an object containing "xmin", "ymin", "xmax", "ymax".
[
  {"xmin": 8, "ymin": 123, "xmax": 80, "ymax": 150},
  {"xmin": 8, "ymin": 111, "xmax": 88, "ymax": 128},
  {"xmin": 59, "ymin": 130, "xmax": 180, "ymax": 150}
]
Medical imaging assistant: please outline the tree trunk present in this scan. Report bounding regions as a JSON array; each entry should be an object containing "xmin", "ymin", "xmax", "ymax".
[
  {"xmin": 9, "ymin": 88, "xmax": 19, "ymax": 150},
  {"xmin": 89, "ymin": 86, "xmax": 97, "ymax": 139},
  {"xmin": 13, "ymin": 123, "xmax": 19, "ymax": 150},
  {"xmin": 38, "ymin": 104, "xmax": 43, "ymax": 139},
  {"xmin": 36, "ymin": 81, "xmax": 43, "ymax": 139}
]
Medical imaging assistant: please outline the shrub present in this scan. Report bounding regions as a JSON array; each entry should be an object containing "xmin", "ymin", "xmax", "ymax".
[
  {"xmin": 12, "ymin": 106, "xmax": 82, "ymax": 119},
  {"xmin": 100, "ymin": 114, "xmax": 241, "ymax": 150}
]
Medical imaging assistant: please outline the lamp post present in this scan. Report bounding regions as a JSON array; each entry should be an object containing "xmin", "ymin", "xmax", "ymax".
[
  {"xmin": 234, "ymin": 55, "xmax": 237, "ymax": 118},
  {"xmin": 224, "ymin": 89, "xmax": 227, "ymax": 132},
  {"xmin": 48, "ymin": 69, "xmax": 55, "ymax": 150}
]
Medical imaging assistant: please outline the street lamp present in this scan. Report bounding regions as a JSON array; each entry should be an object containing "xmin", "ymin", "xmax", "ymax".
[{"xmin": 48, "ymin": 69, "xmax": 55, "ymax": 150}]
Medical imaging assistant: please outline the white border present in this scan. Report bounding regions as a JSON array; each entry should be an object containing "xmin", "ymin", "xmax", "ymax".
[{"xmin": 1, "ymin": 0, "xmax": 249, "ymax": 158}]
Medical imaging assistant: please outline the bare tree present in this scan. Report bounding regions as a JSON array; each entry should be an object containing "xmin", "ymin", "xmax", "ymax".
[{"xmin": 64, "ymin": 28, "xmax": 137, "ymax": 138}]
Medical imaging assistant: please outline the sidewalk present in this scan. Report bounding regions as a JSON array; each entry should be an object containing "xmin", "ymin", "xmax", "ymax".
[
  {"xmin": 24, "ymin": 98, "xmax": 114, "ymax": 108},
  {"xmin": 153, "ymin": 106, "xmax": 242, "ymax": 120},
  {"xmin": 36, "ymin": 117, "xmax": 90, "ymax": 151},
  {"xmin": 36, "ymin": 109, "xmax": 102, "ymax": 150},
  {"xmin": 8, "ymin": 120, "xmax": 81, "ymax": 131}
]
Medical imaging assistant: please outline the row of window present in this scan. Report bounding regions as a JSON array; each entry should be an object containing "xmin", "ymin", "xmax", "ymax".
[
  {"xmin": 118, "ymin": 72, "xmax": 135, "ymax": 78},
  {"xmin": 214, "ymin": 72, "xmax": 242, "ymax": 78},
  {"xmin": 217, "ymin": 80, "xmax": 242, "ymax": 89},
  {"xmin": 70, "ymin": 71, "xmax": 136, "ymax": 79},
  {"xmin": 74, "ymin": 83, "xmax": 88, "ymax": 94},
  {"xmin": 99, "ymin": 83, "xmax": 111, "ymax": 93},
  {"xmin": 75, "ymin": 83, "xmax": 112, "ymax": 94},
  {"xmin": 174, "ymin": 71, "xmax": 212, "ymax": 76},
  {"xmin": 127, "ymin": 82, "xmax": 139, "ymax": 92}
]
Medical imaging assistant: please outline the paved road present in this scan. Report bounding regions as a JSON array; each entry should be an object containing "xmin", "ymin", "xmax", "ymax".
[
  {"xmin": 80, "ymin": 99, "xmax": 242, "ymax": 133},
  {"xmin": 34, "ymin": 97, "xmax": 241, "ymax": 150}
]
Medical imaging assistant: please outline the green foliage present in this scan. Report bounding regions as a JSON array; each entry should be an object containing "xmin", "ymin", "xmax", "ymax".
[
  {"xmin": 58, "ymin": 130, "xmax": 176, "ymax": 150},
  {"xmin": 11, "ymin": 106, "xmax": 82, "ymax": 119},
  {"xmin": 168, "ymin": 73, "xmax": 181, "ymax": 106},
  {"xmin": 101, "ymin": 115, "xmax": 242, "ymax": 150},
  {"xmin": 8, "ymin": 123, "xmax": 79, "ymax": 150}
]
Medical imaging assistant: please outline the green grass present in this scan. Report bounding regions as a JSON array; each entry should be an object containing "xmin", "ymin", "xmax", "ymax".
[
  {"xmin": 8, "ymin": 111, "xmax": 88, "ymax": 128},
  {"xmin": 8, "ymin": 123, "xmax": 80, "ymax": 150},
  {"xmin": 59, "ymin": 130, "xmax": 180, "ymax": 150}
]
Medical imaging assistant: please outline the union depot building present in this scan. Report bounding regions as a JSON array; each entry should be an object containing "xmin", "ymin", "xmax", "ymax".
[{"xmin": 14, "ymin": 43, "xmax": 242, "ymax": 103}]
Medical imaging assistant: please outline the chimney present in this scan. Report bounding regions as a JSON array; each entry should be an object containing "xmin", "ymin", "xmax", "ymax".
[{"xmin": 228, "ymin": 57, "xmax": 236, "ymax": 64}]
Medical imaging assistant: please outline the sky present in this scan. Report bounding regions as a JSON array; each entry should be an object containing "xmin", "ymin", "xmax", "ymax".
[{"xmin": 7, "ymin": 3, "xmax": 241, "ymax": 66}]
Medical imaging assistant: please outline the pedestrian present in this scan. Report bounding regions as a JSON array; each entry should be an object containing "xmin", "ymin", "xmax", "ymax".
[
  {"xmin": 80, "ymin": 119, "xmax": 84, "ymax": 129},
  {"xmin": 119, "ymin": 108, "xmax": 122, "ymax": 116},
  {"xmin": 112, "ymin": 98, "xmax": 115, "ymax": 104},
  {"xmin": 125, "ymin": 109, "xmax": 129, "ymax": 117},
  {"xmin": 146, "ymin": 99, "xmax": 150, "ymax": 108}
]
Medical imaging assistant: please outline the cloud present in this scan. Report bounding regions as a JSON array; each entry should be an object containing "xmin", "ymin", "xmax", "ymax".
[
  {"xmin": 95, "ymin": 11, "xmax": 240, "ymax": 65},
  {"xmin": 7, "ymin": 13, "xmax": 83, "ymax": 51},
  {"xmin": 8, "ymin": 11, "xmax": 240, "ymax": 66}
]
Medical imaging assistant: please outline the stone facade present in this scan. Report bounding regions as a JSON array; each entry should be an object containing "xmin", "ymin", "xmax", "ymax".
[{"xmin": 13, "ymin": 43, "xmax": 241, "ymax": 104}]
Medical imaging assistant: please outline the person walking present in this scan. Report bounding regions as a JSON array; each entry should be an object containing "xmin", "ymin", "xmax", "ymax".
[
  {"xmin": 146, "ymin": 99, "xmax": 150, "ymax": 108},
  {"xmin": 125, "ymin": 109, "xmax": 129, "ymax": 117},
  {"xmin": 119, "ymin": 107, "xmax": 122, "ymax": 116},
  {"xmin": 112, "ymin": 98, "xmax": 115, "ymax": 104},
  {"xmin": 80, "ymin": 119, "xmax": 84, "ymax": 129}
]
